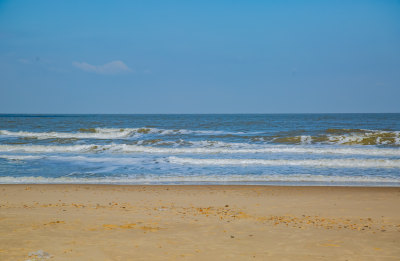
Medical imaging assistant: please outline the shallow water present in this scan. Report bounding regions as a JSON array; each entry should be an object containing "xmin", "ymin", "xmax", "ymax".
[{"xmin": 0, "ymin": 114, "xmax": 399, "ymax": 186}]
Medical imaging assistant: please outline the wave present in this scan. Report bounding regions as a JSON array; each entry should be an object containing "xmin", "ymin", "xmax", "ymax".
[
  {"xmin": 3, "ymin": 153, "xmax": 399, "ymax": 169},
  {"xmin": 168, "ymin": 157, "xmax": 400, "ymax": 168},
  {"xmin": 0, "ymin": 127, "xmax": 247, "ymax": 140},
  {"xmin": 2, "ymin": 128, "xmax": 399, "ymax": 146},
  {"xmin": 273, "ymin": 129, "xmax": 400, "ymax": 146},
  {"xmin": 0, "ymin": 143, "xmax": 399, "ymax": 156},
  {"xmin": 0, "ymin": 154, "xmax": 145, "ymax": 165},
  {"xmin": 0, "ymin": 144, "xmax": 97, "ymax": 153},
  {"xmin": 0, "ymin": 174, "xmax": 399, "ymax": 185},
  {"xmin": 0, "ymin": 155, "xmax": 43, "ymax": 160},
  {"xmin": 0, "ymin": 128, "xmax": 137, "ymax": 139}
]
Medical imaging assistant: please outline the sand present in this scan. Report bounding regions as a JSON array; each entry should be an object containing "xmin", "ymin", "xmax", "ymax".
[{"xmin": 0, "ymin": 185, "xmax": 399, "ymax": 261}]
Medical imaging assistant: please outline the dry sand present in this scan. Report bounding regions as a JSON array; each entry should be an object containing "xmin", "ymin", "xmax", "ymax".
[{"xmin": 0, "ymin": 185, "xmax": 399, "ymax": 260}]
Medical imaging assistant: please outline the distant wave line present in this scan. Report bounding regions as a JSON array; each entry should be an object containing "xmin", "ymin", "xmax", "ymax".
[
  {"xmin": 1, "ymin": 154, "xmax": 400, "ymax": 168},
  {"xmin": 168, "ymin": 156, "xmax": 400, "ymax": 168},
  {"xmin": 0, "ymin": 143, "xmax": 399, "ymax": 156},
  {"xmin": 0, "ymin": 128, "xmax": 250, "ymax": 140}
]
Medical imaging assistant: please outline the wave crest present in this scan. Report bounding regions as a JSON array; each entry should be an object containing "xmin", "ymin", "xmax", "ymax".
[
  {"xmin": 0, "ymin": 127, "xmax": 245, "ymax": 140},
  {"xmin": 168, "ymin": 157, "xmax": 400, "ymax": 168},
  {"xmin": 0, "ymin": 143, "xmax": 399, "ymax": 156},
  {"xmin": 273, "ymin": 129, "xmax": 400, "ymax": 146}
]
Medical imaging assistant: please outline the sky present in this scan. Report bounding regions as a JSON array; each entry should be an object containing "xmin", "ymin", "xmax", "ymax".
[{"xmin": 0, "ymin": 0, "xmax": 399, "ymax": 113}]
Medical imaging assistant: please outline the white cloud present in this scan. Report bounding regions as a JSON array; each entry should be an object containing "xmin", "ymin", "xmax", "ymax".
[{"xmin": 73, "ymin": 60, "xmax": 132, "ymax": 74}]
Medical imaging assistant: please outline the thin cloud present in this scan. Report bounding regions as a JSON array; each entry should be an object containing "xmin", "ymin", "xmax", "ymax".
[{"xmin": 73, "ymin": 60, "xmax": 132, "ymax": 74}]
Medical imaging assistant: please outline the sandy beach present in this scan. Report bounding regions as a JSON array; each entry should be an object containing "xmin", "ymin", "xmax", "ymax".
[{"xmin": 0, "ymin": 185, "xmax": 399, "ymax": 260}]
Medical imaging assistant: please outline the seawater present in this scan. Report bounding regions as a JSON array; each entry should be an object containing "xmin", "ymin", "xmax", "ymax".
[{"xmin": 0, "ymin": 114, "xmax": 399, "ymax": 186}]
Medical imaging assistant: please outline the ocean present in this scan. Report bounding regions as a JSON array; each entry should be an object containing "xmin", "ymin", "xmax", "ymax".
[{"xmin": 0, "ymin": 114, "xmax": 399, "ymax": 186}]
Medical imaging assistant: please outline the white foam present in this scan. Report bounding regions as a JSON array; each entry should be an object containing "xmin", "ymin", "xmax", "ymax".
[
  {"xmin": 292, "ymin": 130, "xmax": 400, "ymax": 145},
  {"xmin": 0, "ymin": 143, "xmax": 399, "ymax": 156},
  {"xmin": 0, "ymin": 145, "xmax": 97, "ymax": 153},
  {"xmin": 0, "ymin": 174, "xmax": 398, "ymax": 185},
  {"xmin": 326, "ymin": 131, "xmax": 400, "ymax": 145},
  {"xmin": 0, "ymin": 127, "xmax": 248, "ymax": 140},
  {"xmin": 168, "ymin": 156, "xmax": 400, "ymax": 168},
  {"xmin": 4, "ymin": 153, "xmax": 400, "ymax": 169},
  {"xmin": 0, "ymin": 129, "xmax": 137, "ymax": 139},
  {"xmin": 0, "ymin": 155, "xmax": 43, "ymax": 160},
  {"xmin": 0, "ymin": 154, "xmax": 145, "ymax": 165},
  {"xmin": 115, "ymin": 144, "xmax": 400, "ymax": 157},
  {"xmin": 300, "ymin": 136, "xmax": 312, "ymax": 144}
]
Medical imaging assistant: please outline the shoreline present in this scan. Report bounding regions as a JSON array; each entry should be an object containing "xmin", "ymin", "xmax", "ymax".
[
  {"xmin": 2, "ymin": 183, "xmax": 400, "ymax": 187},
  {"xmin": 1, "ymin": 181, "xmax": 400, "ymax": 187},
  {"xmin": 1, "ymin": 184, "xmax": 399, "ymax": 260}
]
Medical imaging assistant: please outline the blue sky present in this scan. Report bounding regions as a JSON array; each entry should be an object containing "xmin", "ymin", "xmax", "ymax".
[{"xmin": 0, "ymin": 0, "xmax": 399, "ymax": 113}]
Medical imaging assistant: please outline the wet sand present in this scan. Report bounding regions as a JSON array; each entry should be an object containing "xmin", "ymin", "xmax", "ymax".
[{"xmin": 0, "ymin": 185, "xmax": 399, "ymax": 260}]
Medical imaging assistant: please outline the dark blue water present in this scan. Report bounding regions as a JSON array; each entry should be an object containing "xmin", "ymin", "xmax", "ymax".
[{"xmin": 0, "ymin": 114, "xmax": 399, "ymax": 186}]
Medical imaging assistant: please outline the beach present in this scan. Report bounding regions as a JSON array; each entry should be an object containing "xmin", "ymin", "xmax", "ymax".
[
  {"xmin": 1, "ymin": 185, "xmax": 399, "ymax": 260},
  {"xmin": 2, "ymin": 0, "xmax": 400, "ymax": 258}
]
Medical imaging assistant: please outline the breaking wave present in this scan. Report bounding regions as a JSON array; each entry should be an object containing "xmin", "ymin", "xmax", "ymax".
[
  {"xmin": 0, "ymin": 127, "xmax": 247, "ymax": 140},
  {"xmin": 273, "ymin": 129, "xmax": 400, "ymax": 146},
  {"xmin": 168, "ymin": 156, "xmax": 400, "ymax": 168},
  {"xmin": 0, "ymin": 143, "xmax": 399, "ymax": 156},
  {"xmin": 2, "ymin": 153, "xmax": 400, "ymax": 168},
  {"xmin": 1, "ymin": 128, "xmax": 399, "ymax": 146},
  {"xmin": 0, "ymin": 154, "xmax": 145, "ymax": 165},
  {"xmin": 0, "ymin": 128, "xmax": 135, "ymax": 139}
]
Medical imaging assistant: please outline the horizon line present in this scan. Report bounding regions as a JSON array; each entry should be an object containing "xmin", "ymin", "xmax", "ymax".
[{"xmin": 0, "ymin": 112, "xmax": 399, "ymax": 115}]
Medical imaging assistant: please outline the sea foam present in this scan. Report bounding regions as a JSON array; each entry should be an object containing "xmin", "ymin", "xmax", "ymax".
[
  {"xmin": 0, "ymin": 174, "xmax": 398, "ymax": 185},
  {"xmin": 0, "ymin": 127, "xmax": 247, "ymax": 140},
  {"xmin": 0, "ymin": 143, "xmax": 399, "ymax": 156},
  {"xmin": 2, "ymin": 153, "xmax": 400, "ymax": 168},
  {"xmin": 168, "ymin": 156, "xmax": 400, "ymax": 168}
]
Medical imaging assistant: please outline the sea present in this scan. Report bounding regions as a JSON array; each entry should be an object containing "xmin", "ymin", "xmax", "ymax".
[{"xmin": 0, "ymin": 114, "xmax": 399, "ymax": 186}]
